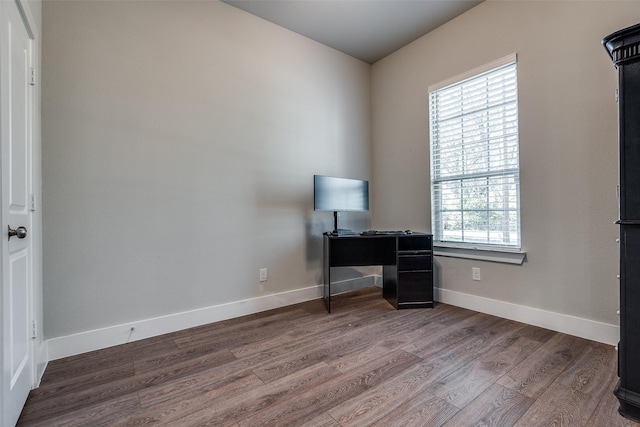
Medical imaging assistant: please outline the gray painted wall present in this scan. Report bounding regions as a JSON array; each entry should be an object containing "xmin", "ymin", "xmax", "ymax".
[
  {"xmin": 42, "ymin": 1, "xmax": 371, "ymax": 338},
  {"xmin": 371, "ymin": 0, "xmax": 639, "ymax": 326},
  {"xmin": 42, "ymin": 0, "xmax": 639, "ymax": 343}
]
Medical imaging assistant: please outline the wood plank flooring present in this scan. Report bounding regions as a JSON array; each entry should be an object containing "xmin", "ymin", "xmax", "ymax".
[{"xmin": 17, "ymin": 287, "xmax": 640, "ymax": 426}]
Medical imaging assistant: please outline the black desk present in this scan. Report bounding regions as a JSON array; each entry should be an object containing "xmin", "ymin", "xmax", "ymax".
[{"xmin": 323, "ymin": 233, "xmax": 434, "ymax": 313}]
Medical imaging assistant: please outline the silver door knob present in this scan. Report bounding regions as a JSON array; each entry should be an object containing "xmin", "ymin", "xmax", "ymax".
[{"xmin": 8, "ymin": 225, "xmax": 27, "ymax": 240}]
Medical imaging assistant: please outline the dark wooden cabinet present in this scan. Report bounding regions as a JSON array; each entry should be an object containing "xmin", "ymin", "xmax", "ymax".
[
  {"xmin": 383, "ymin": 235, "xmax": 434, "ymax": 309},
  {"xmin": 604, "ymin": 22, "xmax": 640, "ymax": 422},
  {"xmin": 323, "ymin": 233, "xmax": 434, "ymax": 312}
]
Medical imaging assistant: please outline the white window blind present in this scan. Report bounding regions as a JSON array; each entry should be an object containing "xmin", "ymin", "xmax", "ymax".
[{"xmin": 429, "ymin": 56, "xmax": 521, "ymax": 249}]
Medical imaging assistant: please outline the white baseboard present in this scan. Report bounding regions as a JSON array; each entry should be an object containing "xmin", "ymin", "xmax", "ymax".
[
  {"xmin": 436, "ymin": 287, "xmax": 619, "ymax": 346},
  {"xmin": 45, "ymin": 280, "xmax": 619, "ymax": 362},
  {"xmin": 46, "ymin": 285, "xmax": 323, "ymax": 361}
]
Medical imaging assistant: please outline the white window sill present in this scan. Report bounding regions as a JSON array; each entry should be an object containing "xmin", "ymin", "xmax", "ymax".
[{"xmin": 434, "ymin": 244, "xmax": 526, "ymax": 265}]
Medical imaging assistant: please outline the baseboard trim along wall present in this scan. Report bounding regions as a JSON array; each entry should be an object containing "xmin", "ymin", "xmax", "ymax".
[
  {"xmin": 46, "ymin": 284, "xmax": 324, "ymax": 361},
  {"xmin": 436, "ymin": 287, "xmax": 619, "ymax": 346},
  {"xmin": 45, "ymin": 277, "xmax": 618, "ymax": 362}
]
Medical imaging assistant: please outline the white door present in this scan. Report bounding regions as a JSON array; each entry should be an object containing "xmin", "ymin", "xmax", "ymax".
[{"xmin": 1, "ymin": 1, "xmax": 34, "ymax": 426}]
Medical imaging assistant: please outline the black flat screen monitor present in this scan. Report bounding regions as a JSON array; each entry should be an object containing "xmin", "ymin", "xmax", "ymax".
[
  {"xmin": 314, "ymin": 175, "xmax": 369, "ymax": 212},
  {"xmin": 314, "ymin": 175, "xmax": 369, "ymax": 234}
]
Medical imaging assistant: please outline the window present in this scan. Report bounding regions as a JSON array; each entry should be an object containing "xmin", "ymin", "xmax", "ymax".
[{"xmin": 429, "ymin": 55, "xmax": 520, "ymax": 250}]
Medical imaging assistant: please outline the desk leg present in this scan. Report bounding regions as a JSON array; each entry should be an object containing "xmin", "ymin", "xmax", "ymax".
[
  {"xmin": 323, "ymin": 238, "xmax": 331, "ymax": 313},
  {"xmin": 382, "ymin": 264, "xmax": 398, "ymax": 309}
]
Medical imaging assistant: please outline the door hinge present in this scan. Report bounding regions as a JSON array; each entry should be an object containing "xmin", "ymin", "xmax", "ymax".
[
  {"xmin": 31, "ymin": 320, "xmax": 37, "ymax": 339},
  {"xmin": 30, "ymin": 194, "xmax": 36, "ymax": 211},
  {"xmin": 30, "ymin": 68, "xmax": 36, "ymax": 86}
]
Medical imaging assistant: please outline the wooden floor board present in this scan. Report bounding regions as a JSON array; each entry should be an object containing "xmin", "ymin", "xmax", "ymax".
[
  {"xmin": 162, "ymin": 362, "xmax": 340, "ymax": 427},
  {"xmin": 443, "ymin": 383, "xmax": 534, "ymax": 427},
  {"xmin": 119, "ymin": 372, "xmax": 265, "ymax": 426},
  {"xmin": 326, "ymin": 359, "xmax": 446, "ymax": 426},
  {"xmin": 370, "ymin": 394, "xmax": 458, "ymax": 427},
  {"xmin": 496, "ymin": 332, "xmax": 590, "ymax": 399},
  {"xmin": 17, "ymin": 287, "xmax": 639, "ymax": 427},
  {"xmin": 430, "ymin": 335, "xmax": 541, "ymax": 409},
  {"xmin": 237, "ymin": 349, "xmax": 421, "ymax": 427}
]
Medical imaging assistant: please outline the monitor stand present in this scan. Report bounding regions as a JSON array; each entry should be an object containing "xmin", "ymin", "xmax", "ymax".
[{"xmin": 331, "ymin": 211, "xmax": 356, "ymax": 236}]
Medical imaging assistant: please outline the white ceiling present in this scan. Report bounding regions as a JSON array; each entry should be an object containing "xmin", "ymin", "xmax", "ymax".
[{"xmin": 222, "ymin": 0, "xmax": 483, "ymax": 64}]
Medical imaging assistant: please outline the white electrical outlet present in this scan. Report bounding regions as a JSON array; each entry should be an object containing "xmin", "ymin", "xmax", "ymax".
[
  {"xmin": 259, "ymin": 268, "xmax": 268, "ymax": 282},
  {"xmin": 472, "ymin": 267, "xmax": 481, "ymax": 281}
]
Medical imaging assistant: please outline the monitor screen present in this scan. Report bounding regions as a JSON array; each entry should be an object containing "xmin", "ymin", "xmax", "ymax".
[{"xmin": 314, "ymin": 175, "xmax": 369, "ymax": 212}]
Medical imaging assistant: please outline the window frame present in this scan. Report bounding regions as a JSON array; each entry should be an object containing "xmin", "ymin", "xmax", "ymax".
[{"xmin": 429, "ymin": 54, "xmax": 523, "ymax": 256}]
